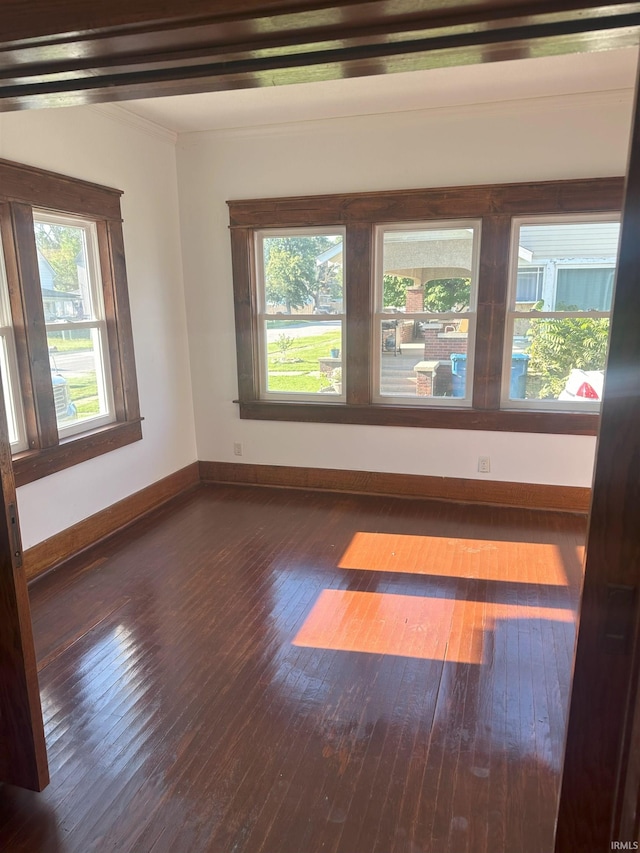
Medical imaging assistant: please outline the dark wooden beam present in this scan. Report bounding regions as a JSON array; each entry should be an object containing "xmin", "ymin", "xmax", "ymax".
[
  {"xmin": 0, "ymin": 2, "xmax": 638, "ymax": 109},
  {"xmin": 227, "ymin": 178, "xmax": 626, "ymax": 228},
  {"xmin": 2, "ymin": 1, "xmax": 634, "ymax": 44}
]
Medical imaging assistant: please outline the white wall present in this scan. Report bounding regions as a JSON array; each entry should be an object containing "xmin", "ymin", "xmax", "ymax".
[
  {"xmin": 0, "ymin": 79, "xmax": 630, "ymax": 551},
  {"xmin": 177, "ymin": 88, "xmax": 633, "ymax": 488},
  {"xmin": 0, "ymin": 106, "xmax": 197, "ymax": 549}
]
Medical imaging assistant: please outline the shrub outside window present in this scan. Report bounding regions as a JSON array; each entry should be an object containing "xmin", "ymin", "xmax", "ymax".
[{"xmin": 502, "ymin": 215, "xmax": 620, "ymax": 411}]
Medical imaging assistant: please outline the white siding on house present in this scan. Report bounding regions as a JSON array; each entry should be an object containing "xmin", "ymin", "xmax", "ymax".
[
  {"xmin": 516, "ymin": 220, "xmax": 620, "ymax": 310},
  {"xmin": 519, "ymin": 222, "xmax": 620, "ymax": 258}
]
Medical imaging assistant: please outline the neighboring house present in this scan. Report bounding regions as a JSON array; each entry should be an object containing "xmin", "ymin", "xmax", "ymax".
[
  {"xmin": 516, "ymin": 221, "xmax": 619, "ymax": 310},
  {"xmin": 36, "ymin": 251, "xmax": 84, "ymax": 321},
  {"xmin": 321, "ymin": 225, "xmax": 618, "ymax": 311}
]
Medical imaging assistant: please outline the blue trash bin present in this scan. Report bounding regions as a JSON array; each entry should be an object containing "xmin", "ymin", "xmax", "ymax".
[
  {"xmin": 450, "ymin": 353, "xmax": 467, "ymax": 398},
  {"xmin": 510, "ymin": 353, "xmax": 530, "ymax": 399},
  {"xmin": 450, "ymin": 352, "xmax": 530, "ymax": 399}
]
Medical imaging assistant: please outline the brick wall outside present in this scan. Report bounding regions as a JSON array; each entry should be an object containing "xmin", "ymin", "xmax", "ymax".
[
  {"xmin": 405, "ymin": 287, "xmax": 424, "ymax": 313},
  {"xmin": 422, "ymin": 323, "xmax": 468, "ymax": 360},
  {"xmin": 414, "ymin": 360, "xmax": 453, "ymax": 397}
]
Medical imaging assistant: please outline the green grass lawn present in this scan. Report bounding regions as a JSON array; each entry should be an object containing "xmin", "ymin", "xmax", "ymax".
[
  {"xmin": 267, "ymin": 330, "xmax": 341, "ymax": 393},
  {"xmin": 267, "ymin": 374, "xmax": 329, "ymax": 393},
  {"xmin": 68, "ymin": 374, "xmax": 100, "ymax": 415},
  {"xmin": 268, "ymin": 329, "xmax": 341, "ymax": 393},
  {"xmin": 74, "ymin": 398, "xmax": 100, "ymax": 415}
]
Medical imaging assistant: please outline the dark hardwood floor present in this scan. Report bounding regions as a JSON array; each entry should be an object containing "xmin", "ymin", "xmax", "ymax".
[{"xmin": 0, "ymin": 483, "xmax": 585, "ymax": 852}]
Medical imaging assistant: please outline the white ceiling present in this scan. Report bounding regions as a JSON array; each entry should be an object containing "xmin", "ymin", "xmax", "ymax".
[{"xmin": 115, "ymin": 47, "xmax": 639, "ymax": 134}]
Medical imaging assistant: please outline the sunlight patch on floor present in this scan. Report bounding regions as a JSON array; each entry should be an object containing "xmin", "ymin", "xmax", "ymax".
[
  {"xmin": 293, "ymin": 588, "xmax": 574, "ymax": 663},
  {"xmin": 338, "ymin": 530, "xmax": 575, "ymax": 586}
]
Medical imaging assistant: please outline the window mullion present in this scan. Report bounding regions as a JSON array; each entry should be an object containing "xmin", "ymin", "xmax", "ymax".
[
  {"xmin": 345, "ymin": 222, "xmax": 373, "ymax": 405},
  {"xmin": 0, "ymin": 202, "xmax": 39, "ymax": 450},
  {"xmin": 96, "ymin": 219, "xmax": 140, "ymax": 423},
  {"xmin": 230, "ymin": 227, "xmax": 260, "ymax": 403},
  {"xmin": 8, "ymin": 202, "xmax": 58, "ymax": 449},
  {"xmin": 0, "ymin": 329, "xmax": 28, "ymax": 451},
  {"xmin": 473, "ymin": 214, "xmax": 512, "ymax": 410}
]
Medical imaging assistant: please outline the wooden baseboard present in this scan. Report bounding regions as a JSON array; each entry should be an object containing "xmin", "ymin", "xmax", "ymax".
[
  {"xmin": 199, "ymin": 460, "xmax": 591, "ymax": 514},
  {"xmin": 23, "ymin": 459, "xmax": 590, "ymax": 583},
  {"xmin": 24, "ymin": 462, "xmax": 200, "ymax": 582}
]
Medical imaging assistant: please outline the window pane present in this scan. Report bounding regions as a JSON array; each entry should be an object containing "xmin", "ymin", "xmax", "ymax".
[
  {"xmin": 508, "ymin": 316, "xmax": 609, "ymax": 402},
  {"xmin": 262, "ymin": 234, "xmax": 343, "ymax": 315},
  {"xmin": 382, "ymin": 228, "xmax": 474, "ymax": 312},
  {"xmin": 379, "ymin": 320, "xmax": 470, "ymax": 400},
  {"xmin": 48, "ymin": 329, "xmax": 112, "ymax": 428},
  {"xmin": 556, "ymin": 268, "xmax": 614, "ymax": 311},
  {"xmin": 34, "ymin": 219, "xmax": 100, "ymax": 322},
  {"xmin": 265, "ymin": 319, "xmax": 343, "ymax": 396},
  {"xmin": 0, "ymin": 336, "xmax": 20, "ymax": 445},
  {"xmin": 35, "ymin": 214, "xmax": 115, "ymax": 435},
  {"xmin": 515, "ymin": 267, "xmax": 544, "ymax": 303},
  {"xmin": 0, "ymin": 238, "xmax": 25, "ymax": 449},
  {"xmin": 515, "ymin": 221, "xmax": 620, "ymax": 312}
]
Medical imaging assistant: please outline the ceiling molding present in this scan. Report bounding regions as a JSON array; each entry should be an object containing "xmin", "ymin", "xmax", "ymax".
[
  {"xmin": 173, "ymin": 87, "xmax": 634, "ymax": 141},
  {"xmin": 91, "ymin": 104, "xmax": 178, "ymax": 145},
  {"xmin": 0, "ymin": 2, "xmax": 639, "ymax": 110}
]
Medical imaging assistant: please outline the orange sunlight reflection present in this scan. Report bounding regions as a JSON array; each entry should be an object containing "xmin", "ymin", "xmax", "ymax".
[
  {"xmin": 292, "ymin": 589, "xmax": 574, "ymax": 663},
  {"xmin": 338, "ymin": 531, "xmax": 575, "ymax": 586}
]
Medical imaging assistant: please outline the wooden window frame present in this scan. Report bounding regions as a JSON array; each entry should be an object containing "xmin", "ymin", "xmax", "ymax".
[
  {"xmin": 501, "ymin": 213, "xmax": 619, "ymax": 413},
  {"xmin": 256, "ymin": 227, "xmax": 347, "ymax": 403},
  {"xmin": 0, "ymin": 158, "xmax": 142, "ymax": 487},
  {"xmin": 228, "ymin": 177, "xmax": 624, "ymax": 436}
]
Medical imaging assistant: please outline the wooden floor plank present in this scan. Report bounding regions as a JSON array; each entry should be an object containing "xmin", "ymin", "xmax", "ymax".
[{"xmin": 0, "ymin": 483, "xmax": 586, "ymax": 852}]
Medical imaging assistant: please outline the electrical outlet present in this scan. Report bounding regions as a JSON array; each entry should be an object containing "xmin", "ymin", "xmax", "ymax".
[
  {"xmin": 233, "ymin": 442, "xmax": 243, "ymax": 457},
  {"xmin": 478, "ymin": 456, "xmax": 491, "ymax": 474}
]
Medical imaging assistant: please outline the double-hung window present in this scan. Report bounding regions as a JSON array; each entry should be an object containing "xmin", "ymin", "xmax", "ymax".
[
  {"xmin": 34, "ymin": 212, "xmax": 115, "ymax": 436},
  {"xmin": 374, "ymin": 222, "xmax": 480, "ymax": 404},
  {"xmin": 229, "ymin": 176, "xmax": 623, "ymax": 436},
  {"xmin": 503, "ymin": 215, "xmax": 619, "ymax": 411},
  {"xmin": 256, "ymin": 228, "xmax": 345, "ymax": 401},
  {"xmin": 0, "ymin": 158, "xmax": 141, "ymax": 486}
]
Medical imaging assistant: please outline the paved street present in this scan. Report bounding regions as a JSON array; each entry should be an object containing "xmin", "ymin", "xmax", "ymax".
[
  {"xmin": 49, "ymin": 350, "xmax": 95, "ymax": 374},
  {"xmin": 266, "ymin": 319, "xmax": 340, "ymax": 342}
]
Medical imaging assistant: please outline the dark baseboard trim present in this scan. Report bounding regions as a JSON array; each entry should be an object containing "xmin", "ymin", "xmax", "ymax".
[
  {"xmin": 23, "ymin": 459, "xmax": 591, "ymax": 583},
  {"xmin": 199, "ymin": 460, "xmax": 591, "ymax": 514},
  {"xmin": 24, "ymin": 462, "xmax": 200, "ymax": 582}
]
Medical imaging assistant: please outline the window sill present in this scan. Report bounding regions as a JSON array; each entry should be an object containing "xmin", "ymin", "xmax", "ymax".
[
  {"xmin": 13, "ymin": 418, "xmax": 143, "ymax": 487},
  {"xmin": 238, "ymin": 400, "xmax": 598, "ymax": 435}
]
